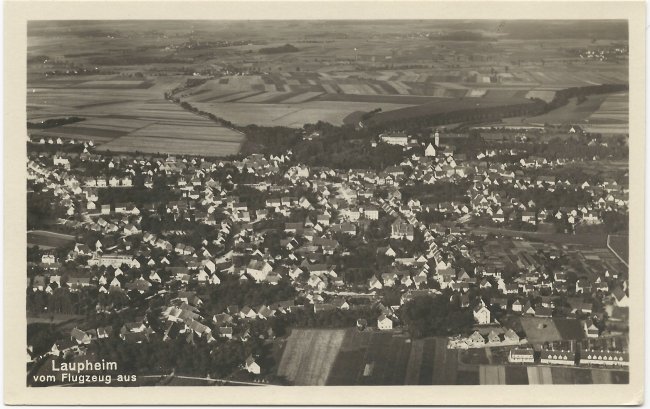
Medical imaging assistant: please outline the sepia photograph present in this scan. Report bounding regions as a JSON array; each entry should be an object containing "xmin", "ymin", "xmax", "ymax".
[{"xmin": 4, "ymin": 0, "xmax": 645, "ymax": 405}]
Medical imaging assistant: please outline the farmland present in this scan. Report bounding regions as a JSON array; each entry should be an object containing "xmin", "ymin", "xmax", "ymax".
[
  {"xmin": 275, "ymin": 328, "xmax": 626, "ymax": 385},
  {"xmin": 175, "ymin": 69, "xmax": 627, "ymax": 128},
  {"xmin": 276, "ymin": 328, "xmax": 346, "ymax": 385},
  {"xmin": 477, "ymin": 365, "xmax": 627, "ymax": 385},
  {"xmin": 28, "ymin": 20, "xmax": 628, "ymax": 153},
  {"xmin": 27, "ymin": 79, "xmax": 244, "ymax": 156},
  {"xmin": 608, "ymin": 234, "xmax": 629, "ymax": 264},
  {"xmin": 501, "ymin": 91, "xmax": 628, "ymax": 133},
  {"xmin": 277, "ymin": 329, "xmax": 463, "ymax": 385}
]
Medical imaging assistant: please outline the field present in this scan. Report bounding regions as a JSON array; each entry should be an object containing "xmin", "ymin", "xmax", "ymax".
[
  {"xmin": 526, "ymin": 366, "xmax": 627, "ymax": 384},
  {"xmin": 502, "ymin": 92, "xmax": 628, "ymax": 134},
  {"xmin": 27, "ymin": 76, "xmax": 245, "ymax": 156},
  {"xmin": 178, "ymin": 72, "xmax": 552, "ymax": 128},
  {"xmin": 27, "ymin": 313, "xmax": 84, "ymax": 326},
  {"xmin": 276, "ymin": 329, "xmax": 463, "ymax": 385},
  {"xmin": 175, "ymin": 59, "xmax": 627, "ymax": 128},
  {"xmin": 582, "ymin": 92, "xmax": 629, "ymax": 134},
  {"xmin": 608, "ymin": 234, "xmax": 629, "ymax": 264},
  {"xmin": 519, "ymin": 317, "xmax": 584, "ymax": 344},
  {"xmin": 508, "ymin": 94, "xmax": 609, "ymax": 125},
  {"xmin": 275, "ymin": 328, "xmax": 626, "ymax": 385},
  {"xmin": 27, "ymin": 230, "xmax": 75, "ymax": 249},
  {"xmin": 276, "ymin": 329, "xmax": 346, "ymax": 385},
  {"xmin": 28, "ymin": 21, "xmax": 628, "ymax": 144}
]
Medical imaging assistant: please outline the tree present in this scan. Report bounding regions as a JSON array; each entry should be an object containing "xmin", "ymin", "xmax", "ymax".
[{"xmin": 401, "ymin": 293, "xmax": 473, "ymax": 338}]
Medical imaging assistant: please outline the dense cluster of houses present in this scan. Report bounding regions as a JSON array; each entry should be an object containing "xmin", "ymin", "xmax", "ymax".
[{"xmin": 27, "ymin": 129, "xmax": 629, "ymax": 375}]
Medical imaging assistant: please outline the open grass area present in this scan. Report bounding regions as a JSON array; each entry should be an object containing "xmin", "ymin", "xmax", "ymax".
[
  {"xmin": 519, "ymin": 317, "xmax": 584, "ymax": 344},
  {"xmin": 27, "ymin": 230, "xmax": 75, "ymax": 249}
]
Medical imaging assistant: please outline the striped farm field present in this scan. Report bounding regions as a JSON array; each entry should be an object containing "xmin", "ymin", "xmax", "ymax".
[
  {"xmin": 280, "ymin": 91, "xmax": 324, "ymax": 104},
  {"xmin": 275, "ymin": 329, "xmax": 627, "ymax": 385},
  {"xmin": 526, "ymin": 366, "xmax": 554, "ymax": 384},
  {"xmin": 192, "ymin": 100, "xmax": 413, "ymax": 128},
  {"xmin": 479, "ymin": 365, "xmax": 507, "ymax": 385},
  {"xmin": 124, "ymin": 123, "xmax": 244, "ymax": 142},
  {"xmin": 97, "ymin": 136, "xmax": 242, "ymax": 157},
  {"xmin": 27, "ymin": 76, "xmax": 245, "ymax": 156},
  {"xmin": 472, "ymin": 365, "xmax": 628, "ymax": 385},
  {"xmin": 277, "ymin": 329, "xmax": 346, "ymax": 385},
  {"xmin": 173, "ymin": 70, "xmax": 605, "ymax": 128}
]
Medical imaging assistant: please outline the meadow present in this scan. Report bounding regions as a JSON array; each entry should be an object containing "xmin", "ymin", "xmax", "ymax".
[
  {"xmin": 27, "ymin": 230, "xmax": 75, "ymax": 249},
  {"xmin": 519, "ymin": 317, "xmax": 584, "ymax": 344}
]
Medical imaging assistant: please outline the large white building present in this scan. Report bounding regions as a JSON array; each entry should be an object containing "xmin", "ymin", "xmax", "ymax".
[
  {"xmin": 508, "ymin": 348, "xmax": 535, "ymax": 363},
  {"xmin": 580, "ymin": 350, "xmax": 628, "ymax": 367},
  {"xmin": 88, "ymin": 254, "xmax": 138, "ymax": 268},
  {"xmin": 540, "ymin": 349, "xmax": 575, "ymax": 366},
  {"xmin": 379, "ymin": 132, "xmax": 409, "ymax": 146}
]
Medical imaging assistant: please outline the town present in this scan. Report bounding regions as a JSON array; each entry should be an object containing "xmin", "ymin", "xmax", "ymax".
[{"xmin": 26, "ymin": 121, "xmax": 629, "ymax": 386}]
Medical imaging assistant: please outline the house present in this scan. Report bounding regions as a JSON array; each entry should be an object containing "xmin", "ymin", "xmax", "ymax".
[
  {"xmin": 504, "ymin": 329, "xmax": 520, "ymax": 344},
  {"xmin": 377, "ymin": 314, "xmax": 393, "ymax": 330},
  {"xmin": 41, "ymin": 254, "xmax": 56, "ymax": 264},
  {"xmin": 218, "ymin": 327, "xmax": 233, "ymax": 339},
  {"xmin": 364, "ymin": 206, "xmax": 379, "ymax": 220},
  {"xmin": 576, "ymin": 279, "xmax": 592, "ymax": 294},
  {"xmin": 425, "ymin": 143, "xmax": 436, "ymax": 157},
  {"xmin": 487, "ymin": 330, "xmax": 501, "ymax": 344},
  {"xmin": 473, "ymin": 303, "xmax": 491, "ymax": 325},
  {"xmin": 240, "ymin": 306, "xmax": 257, "ymax": 319},
  {"xmin": 369, "ymin": 276, "xmax": 383, "ymax": 290},
  {"xmin": 522, "ymin": 211, "xmax": 536, "ymax": 224},
  {"xmin": 331, "ymin": 298, "xmax": 350, "ymax": 310},
  {"xmin": 467, "ymin": 331, "xmax": 486, "ymax": 347},
  {"xmin": 70, "ymin": 328, "xmax": 92, "ymax": 345},
  {"xmin": 583, "ymin": 319, "xmax": 600, "ymax": 338},
  {"xmin": 96, "ymin": 326, "xmax": 112, "ymax": 339},
  {"xmin": 245, "ymin": 356, "xmax": 261, "ymax": 374},
  {"xmin": 246, "ymin": 259, "xmax": 273, "ymax": 282},
  {"xmin": 381, "ymin": 273, "xmax": 397, "ymax": 288},
  {"xmin": 50, "ymin": 339, "xmax": 81, "ymax": 357},
  {"xmin": 612, "ymin": 287, "xmax": 629, "ymax": 307},
  {"xmin": 391, "ymin": 218, "xmax": 414, "ymax": 241}
]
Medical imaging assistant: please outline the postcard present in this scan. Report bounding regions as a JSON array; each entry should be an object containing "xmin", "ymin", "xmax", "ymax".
[{"xmin": 4, "ymin": 0, "xmax": 644, "ymax": 405}]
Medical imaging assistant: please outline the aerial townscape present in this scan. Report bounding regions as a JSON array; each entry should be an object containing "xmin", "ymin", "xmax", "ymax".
[{"xmin": 27, "ymin": 20, "xmax": 629, "ymax": 386}]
